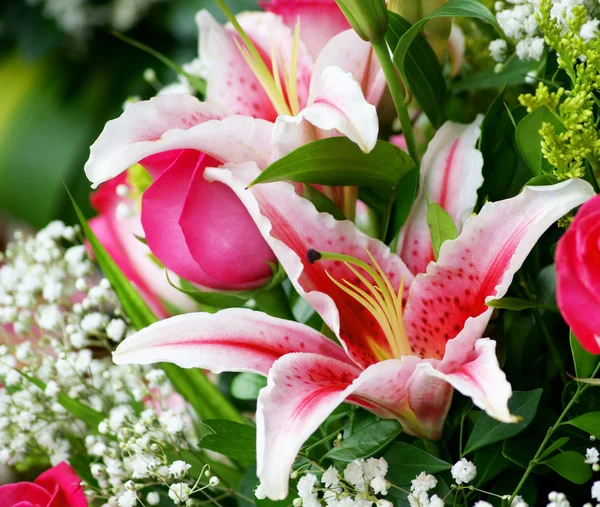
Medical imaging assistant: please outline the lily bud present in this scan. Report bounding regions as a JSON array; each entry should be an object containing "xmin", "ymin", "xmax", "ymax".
[
  {"xmin": 388, "ymin": 0, "xmax": 451, "ymax": 61},
  {"xmin": 335, "ymin": 0, "xmax": 388, "ymax": 43}
]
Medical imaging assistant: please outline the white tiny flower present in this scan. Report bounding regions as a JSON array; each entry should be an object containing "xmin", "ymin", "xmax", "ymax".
[
  {"xmin": 293, "ymin": 499, "xmax": 302, "ymax": 507},
  {"xmin": 169, "ymin": 460, "xmax": 192, "ymax": 478},
  {"xmin": 5, "ymin": 369, "xmax": 21, "ymax": 386},
  {"xmin": 451, "ymin": 458, "xmax": 477, "ymax": 485},
  {"xmin": 473, "ymin": 502, "xmax": 493, "ymax": 507},
  {"xmin": 344, "ymin": 460, "xmax": 366, "ymax": 489},
  {"xmin": 62, "ymin": 226, "xmax": 76, "ymax": 241},
  {"xmin": 106, "ymin": 319, "xmax": 127, "ymax": 341},
  {"xmin": 81, "ymin": 312, "xmax": 108, "ymax": 332},
  {"xmin": 44, "ymin": 380, "xmax": 60, "ymax": 398},
  {"xmin": 116, "ymin": 202, "xmax": 133, "ymax": 221},
  {"xmin": 116, "ymin": 184, "xmax": 129, "ymax": 197},
  {"xmin": 37, "ymin": 304, "xmax": 62, "ymax": 330},
  {"xmin": 297, "ymin": 474, "xmax": 318, "ymax": 498},
  {"xmin": 209, "ymin": 476, "xmax": 220, "ymax": 487},
  {"xmin": 168, "ymin": 483, "xmax": 191, "ymax": 504},
  {"xmin": 429, "ymin": 496, "xmax": 444, "ymax": 507},
  {"xmin": 370, "ymin": 476, "xmax": 388, "ymax": 495},
  {"xmin": 580, "ymin": 19, "xmax": 600, "ymax": 41},
  {"xmin": 592, "ymin": 481, "xmax": 600, "ymax": 502},
  {"xmin": 411, "ymin": 472, "xmax": 437, "ymax": 494},
  {"xmin": 489, "ymin": 39, "xmax": 508, "ymax": 62},
  {"xmin": 586, "ymin": 448, "xmax": 599, "ymax": 465},
  {"xmin": 146, "ymin": 492, "xmax": 160, "ymax": 506},
  {"xmin": 512, "ymin": 495, "xmax": 528, "ymax": 507},
  {"xmin": 117, "ymin": 490, "xmax": 138, "ymax": 507},
  {"xmin": 322, "ymin": 466, "xmax": 340, "ymax": 487},
  {"xmin": 255, "ymin": 484, "xmax": 267, "ymax": 500},
  {"xmin": 364, "ymin": 457, "xmax": 388, "ymax": 481}
]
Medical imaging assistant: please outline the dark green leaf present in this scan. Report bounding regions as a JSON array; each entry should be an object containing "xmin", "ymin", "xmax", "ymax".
[
  {"xmin": 525, "ymin": 174, "xmax": 560, "ymax": 187},
  {"xmin": 486, "ymin": 297, "xmax": 558, "ymax": 312},
  {"xmin": 393, "ymin": 0, "xmax": 501, "ymax": 98},
  {"xmin": 570, "ymin": 330, "xmax": 599, "ymax": 379},
  {"xmin": 539, "ymin": 437, "xmax": 570, "ymax": 460},
  {"xmin": 565, "ymin": 412, "xmax": 600, "ymax": 437},
  {"xmin": 473, "ymin": 444, "xmax": 510, "ymax": 487},
  {"xmin": 516, "ymin": 106, "xmax": 563, "ymax": 176},
  {"xmin": 387, "ymin": 13, "xmax": 447, "ymax": 128},
  {"xmin": 427, "ymin": 202, "xmax": 458, "ymax": 260},
  {"xmin": 542, "ymin": 451, "xmax": 592, "ymax": 484},
  {"xmin": 231, "ymin": 373, "xmax": 268, "ymax": 401},
  {"xmin": 65, "ymin": 186, "xmax": 244, "ymax": 423},
  {"xmin": 502, "ymin": 437, "xmax": 540, "ymax": 469},
  {"xmin": 464, "ymin": 389, "xmax": 543, "ymax": 454},
  {"xmin": 250, "ymin": 138, "xmax": 415, "ymax": 188},
  {"xmin": 200, "ymin": 419, "xmax": 257, "ymax": 462},
  {"xmin": 324, "ymin": 420, "xmax": 402, "ymax": 462},
  {"xmin": 384, "ymin": 442, "xmax": 452, "ymax": 484},
  {"xmin": 303, "ymin": 186, "xmax": 346, "ymax": 221},
  {"xmin": 387, "ymin": 167, "xmax": 420, "ymax": 247},
  {"xmin": 451, "ymin": 58, "xmax": 538, "ymax": 92}
]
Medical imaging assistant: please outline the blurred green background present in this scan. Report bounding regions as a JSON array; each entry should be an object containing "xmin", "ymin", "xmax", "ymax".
[{"xmin": 0, "ymin": 0, "xmax": 257, "ymax": 238}]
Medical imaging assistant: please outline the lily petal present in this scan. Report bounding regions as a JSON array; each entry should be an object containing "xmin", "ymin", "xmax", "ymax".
[
  {"xmin": 404, "ymin": 178, "xmax": 595, "ymax": 360},
  {"xmin": 196, "ymin": 10, "xmax": 278, "ymax": 120},
  {"xmin": 420, "ymin": 337, "xmax": 516, "ymax": 423},
  {"xmin": 309, "ymin": 29, "xmax": 385, "ymax": 107},
  {"xmin": 112, "ymin": 308, "xmax": 351, "ymax": 375},
  {"xmin": 261, "ymin": 0, "xmax": 350, "ymax": 59},
  {"xmin": 85, "ymin": 94, "xmax": 273, "ymax": 188},
  {"xmin": 272, "ymin": 65, "xmax": 379, "ymax": 158},
  {"xmin": 85, "ymin": 94, "xmax": 225, "ymax": 187},
  {"xmin": 398, "ymin": 116, "xmax": 484, "ymax": 275},
  {"xmin": 205, "ymin": 162, "xmax": 414, "ymax": 368},
  {"xmin": 257, "ymin": 352, "xmax": 361, "ymax": 499}
]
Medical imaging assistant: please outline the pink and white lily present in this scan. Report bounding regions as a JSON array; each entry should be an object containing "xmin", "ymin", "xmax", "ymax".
[{"xmin": 113, "ymin": 147, "xmax": 593, "ymax": 499}]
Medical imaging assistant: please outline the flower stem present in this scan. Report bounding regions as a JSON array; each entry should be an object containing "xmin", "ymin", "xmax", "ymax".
[
  {"xmin": 370, "ymin": 39, "xmax": 420, "ymax": 165},
  {"xmin": 509, "ymin": 361, "xmax": 600, "ymax": 502}
]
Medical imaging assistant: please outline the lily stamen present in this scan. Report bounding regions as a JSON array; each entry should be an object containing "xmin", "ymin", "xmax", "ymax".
[{"xmin": 307, "ymin": 248, "xmax": 412, "ymax": 358}]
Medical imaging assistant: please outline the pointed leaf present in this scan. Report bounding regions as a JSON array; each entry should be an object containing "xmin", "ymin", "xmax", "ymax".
[
  {"xmin": 473, "ymin": 444, "xmax": 510, "ymax": 487},
  {"xmin": 427, "ymin": 202, "xmax": 458, "ymax": 260},
  {"xmin": 539, "ymin": 437, "xmax": 570, "ymax": 461},
  {"xmin": 200, "ymin": 419, "xmax": 257, "ymax": 462},
  {"xmin": 387, "ymin": 13, "xmax": 447, "ymax": 129},
  {"xmin": 464, "ymin": 389, "xmax": 543, "ymax": 454},
  {"xmin": 516, "ymin": 106, "xmax": 564, "ymax": 176},
  {"xmin": 486, "ymin": 297, "xmax": 559, "ymax": 312},
  {"xmin": 564, "ymin": 412, "xmax": 600, "ymax": 438},
  {"xmin": 542, "ymin": 451, "xmax": 592, "ymax": 484},
  {"xmin": 324, "ymin": 420, "xmax": 402, "ymax": 462},
  {"xmin": 250, "ymin": 138, "xmax": 416, "ymax": 188},
  {"xmin": 570, "ymin": 330, "xmax": 599, "ymax": 379},
  {"xmin": 384, "ymin": 442, "xmax": 452, "ymax": 484}
]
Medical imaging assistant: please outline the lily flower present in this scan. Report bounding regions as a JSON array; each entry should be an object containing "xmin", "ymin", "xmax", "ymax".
[{"xmin": 113, "ymin": 149, "xmax": 593, "ymax": 499}]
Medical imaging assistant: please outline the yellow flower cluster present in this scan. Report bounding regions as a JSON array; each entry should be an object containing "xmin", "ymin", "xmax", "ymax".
[{"xmin": 518, "ymin": 0, "xmax": 600, "ymax": 180}]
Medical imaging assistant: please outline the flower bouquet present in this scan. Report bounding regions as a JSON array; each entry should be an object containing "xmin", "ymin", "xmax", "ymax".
[{"xmin": 2, "ymin": 0, "xmax": 600, "ymax": 506}]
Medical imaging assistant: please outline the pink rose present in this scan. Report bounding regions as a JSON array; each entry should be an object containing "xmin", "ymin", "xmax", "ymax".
[
  {"xmin": 0, "ymin": 462, "xmax": 87, "ymax": 507},
  {"xmin": 556, "ymin": 193, "xmax": 600, "ymax": 354}
]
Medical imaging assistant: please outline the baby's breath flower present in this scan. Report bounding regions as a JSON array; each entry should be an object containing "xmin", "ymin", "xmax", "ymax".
[{"xmin": 451, "ymin": 458, "xmax": 477, "ymax": 485}]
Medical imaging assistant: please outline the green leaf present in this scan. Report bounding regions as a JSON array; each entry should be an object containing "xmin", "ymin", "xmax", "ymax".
[
  {"xmin": 473, "ymin": 444, "xmax": 510, "ymax": 487},
  {"xmin": 200, "ymin": 419, "xmax": 257, "ymax": 462},
  {"xmin": 387, "ymin": 167, "xmax": 420, "ymax": 247},
  {"xmin": 451, "ymin": 57, "xmax": 538, "ymax": 92},
  {"xmin": 231, "ymin": 373, "xmax": 268, "ymax": 401},
  {"xmin": 464, "ymin": 389, "xmax": 543, "ymax": 454},
  {"xmin": 516, "ymin": 106, "xmax": 564, "ymax": 176},
  {"xmin": 387, "ymin": 12, "xmax": 447, "ymax": 129},
  {"xmin": 542, "ymin": 451, "xmax": 592, "ymax": 484},
  {"xmin": 565, "ymin": 412, "xmax": 600, "ymax": 437},
  {"xmin": 324, "ymin": 420, "xmax": 402, "ymax": 462},
  {"xmin": 427, "ymin": 202, "xmax": 458, "ymax": 260},
  {"xmin": 525, "ymin": 174, "xmax": 560, "ymax": 187},
  {"xmin": 570, "ymin": 330, "xmax": 599, "ymax": 379},
  {"xmin": 384, "ymin": 442, "xmax": 452, "ymax": 484},
  {"xmin": 393, "ymin": 0, "xmax": 501, "ymax": 97},
  {"xmin": 17, "ymin": 369, "xmax": 105, "ymax": 430},
  {"xmin": 250, "ymin": 138, "xmax": 416, "ymax": 188},
  {"xmin": 486, "ymin": 297, "xmax": 558, "ymax": 312},
  {"xmin": 303, "ymin": 186, "xmax": 346, "ymax": 221},
  {"xmin": 502, "ymin": 436, "xmax": 541, "ymax": 469},
  {"xmin": 539, "ymin": 437, "xmax": 570, "ymax": 460},
  {"xmin": 65, "ymin": 186, "xmax": 244, "ymax": 424}
]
